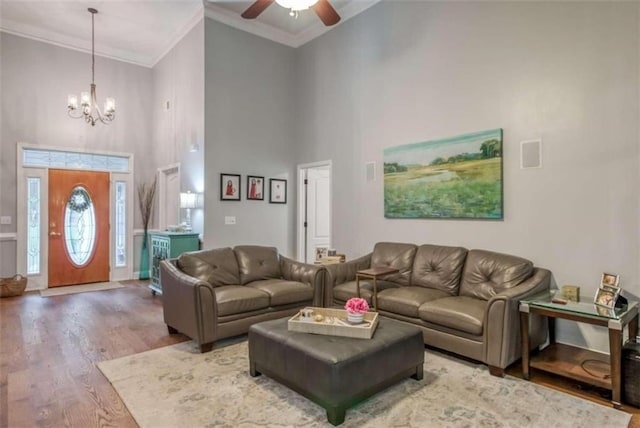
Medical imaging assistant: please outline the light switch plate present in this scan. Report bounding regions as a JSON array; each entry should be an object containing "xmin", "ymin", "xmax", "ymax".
[
  {"xmin": 225, "ymin": 216, "xmax": 236, "ymax": 225},
  {"xmin": 0, "ymin": 216, "xmax": 11, "ymax": 225}
]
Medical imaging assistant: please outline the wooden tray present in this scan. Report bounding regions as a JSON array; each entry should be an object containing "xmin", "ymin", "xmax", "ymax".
[{"xmin": 288, "ymin": 307, "xmax": 378, "ymax": 339}]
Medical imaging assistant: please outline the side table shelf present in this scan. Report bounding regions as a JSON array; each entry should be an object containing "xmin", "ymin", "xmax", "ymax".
[
  {"xmin": 520, "ymin": 295, "xmax": 638, "ymax": 409},
  {"xmin": 149, "ymin": 232, "xmax": 199, "ymax": 295}
]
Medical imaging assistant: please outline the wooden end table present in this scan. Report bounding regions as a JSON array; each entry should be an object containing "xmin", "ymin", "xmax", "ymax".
[
  {"xmin": 520, "ymin": 293, "xmax": 638, "ymax": 409},
  {"xmin": 356, "ymin": 267, "xmax": 399, "ymax": 311}
]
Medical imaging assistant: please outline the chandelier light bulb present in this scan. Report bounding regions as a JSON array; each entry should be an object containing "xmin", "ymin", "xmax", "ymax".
[
  {"xmin": 80, "ymin": 91, "xmax": 91, "ymax": 107},
  {"xmin": 67, "ymin": 95, "xmax": 78, "ymax": 110}
]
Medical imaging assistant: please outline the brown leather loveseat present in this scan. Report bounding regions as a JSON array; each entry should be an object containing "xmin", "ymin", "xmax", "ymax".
[
  {"xmin": 325, "ymin": 242, "xmax": 550, "ymax": 376},
  {"xmin": 161, "ymin": 245, "xmax": 325, "ymax": 352}
]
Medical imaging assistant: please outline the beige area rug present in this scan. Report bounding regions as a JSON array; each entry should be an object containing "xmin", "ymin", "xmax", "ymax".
[
  {"xmin": 97, "ymin": 340, "xmax": 631, "ymax": 428},
  {"xmin": 40, "ymin": 281, "xmax": 124, "ymax": 297}
]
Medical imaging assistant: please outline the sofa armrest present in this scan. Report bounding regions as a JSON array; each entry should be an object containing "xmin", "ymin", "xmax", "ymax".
[
  {"xmin": 324, "ymin": 253, "xmax": 372, "ymax": 307},
  {"xmin": 484, "ymin": 267, "xmax": 551, "ymax": 370},
  {"xmin": 160, "ymin": 259, "xmax": 218, "ymax": 346},
  {"xmin": 280, "ymin": 256, "xmax": 326, "ymax": 307}
]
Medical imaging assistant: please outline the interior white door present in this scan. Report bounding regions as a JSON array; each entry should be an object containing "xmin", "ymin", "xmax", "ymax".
[
  {"xmin": 165, "ymin": 172, "xmax": 180, "ymax": 226},
  {"xmin": 305, "ymin": 166, "xmax": 331, "ymax": 263}
]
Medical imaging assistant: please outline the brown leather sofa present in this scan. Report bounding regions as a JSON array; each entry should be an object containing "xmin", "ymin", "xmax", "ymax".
[
  {"xmin": 160, "ymin": 245, "xmax": 325, "ymax": 352},
  {"xmin": 325, "ymin": 242, "xmax": 550, "ymax": 376}
]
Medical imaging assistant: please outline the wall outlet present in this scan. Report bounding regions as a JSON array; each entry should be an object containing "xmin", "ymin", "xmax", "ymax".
[
  {"xmin": 0, "ymin": 216, "xmax": 11, "ymax": 225},
  {"xmin": 225, "ymin": 216, "xmax": 236, "ymax": 225}
]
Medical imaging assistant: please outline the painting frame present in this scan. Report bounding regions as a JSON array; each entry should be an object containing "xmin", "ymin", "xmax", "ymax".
[
  {"xmin": 246, "ymin": 175, "xmax": 265, "ymax": 201},
  {"xmin": 220, "ymin": 173, "xmax": 241, "ymax": 201},
  {"xmin": 594, "ymin": 285, "xmax": 620, "ymax": 309},
  {"xmin": 383, "ymin": 128, "xmax": 504, "ymax": 219},
  {"xmin": 600, "ymin": 273, "xmax": 620, "ymax": 288},
  {"xmin": 269, "ymin": 179, "xmax": 287, "ymax": 204}
]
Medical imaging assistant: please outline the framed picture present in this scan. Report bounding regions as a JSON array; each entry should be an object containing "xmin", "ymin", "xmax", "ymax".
[
  {"xmin": 601, "ymin": 273, "xmax": 620, "ymax": 287},
  {"xmin": 269, "ymin": 179, "xmax": 287, "ymax": 204},
  {"xmin": 594, "ymin": 285, "xmax": 620, "ymax": 309},
  {"xmin": 247, "ymin": 176, "xmax": 264, "ymax": 200},
  {"xmin": 315, "ymin": 246, "xmax": 329, "ymax": 262},
  {"xmin": 383, "ymin": 128, "xmax": 503, "ymax": 219},
  {"xmin": 220, "ymin": 173, "xmax": 241, "ymax": 201}
]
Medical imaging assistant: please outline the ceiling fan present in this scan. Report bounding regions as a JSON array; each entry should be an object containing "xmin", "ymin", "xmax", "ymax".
[{"xmin": 241, "ymin": 0, "xmax": 341, "ymax": 26}]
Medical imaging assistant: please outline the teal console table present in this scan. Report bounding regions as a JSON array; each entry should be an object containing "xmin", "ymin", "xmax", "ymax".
[{"xmin": 149, "ymin": 231, "xmax": 199, "ymax": 295}]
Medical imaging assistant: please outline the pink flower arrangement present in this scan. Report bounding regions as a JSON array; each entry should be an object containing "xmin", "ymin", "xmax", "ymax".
[{"xmin": 344, "ymin": 297, "xmax": 369, "ymax": 314}]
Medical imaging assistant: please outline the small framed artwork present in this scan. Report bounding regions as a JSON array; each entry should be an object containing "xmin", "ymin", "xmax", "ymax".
[
  {"xmin": 247, "ymin": 176, "xmax": 264, "ymax": 200},
  {"xmin": 220, "ymin": 173, "xmax": 241, "ymax": 201},
  {"xmin": 269, "ymin": 179, "xmax": 287, "ymax": 204},
  {"xmin": 601, "ymin": 273, "xmax": 620, "ymax": 287},
  {"xmin": 315, "ymin": 246, "xmax": 329, "ymax": 262},
  {"xmin": 594, "ymin": 285, "xmax": 620, "ymax": 309}
]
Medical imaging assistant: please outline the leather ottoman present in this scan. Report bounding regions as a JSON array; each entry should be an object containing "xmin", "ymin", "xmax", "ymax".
[{"xmin": 248, "ymin": 317, "xmax": 424, "ymax": 425}]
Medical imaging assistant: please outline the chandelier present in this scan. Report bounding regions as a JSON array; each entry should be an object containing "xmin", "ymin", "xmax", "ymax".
[{"xmin": 67, "ymin": 8, "xmax": 115, "ymax": 126}]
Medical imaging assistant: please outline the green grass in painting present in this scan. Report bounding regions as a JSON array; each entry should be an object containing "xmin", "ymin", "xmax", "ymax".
[{"xmin": 384, "ymin": 158, "xmax": 502, "ymax": 218}]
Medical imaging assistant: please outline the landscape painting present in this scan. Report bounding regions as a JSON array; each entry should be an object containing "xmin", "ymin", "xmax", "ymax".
[{"xmin": 384, "ymin": 129, "xmax": 503, "ymax": 219}]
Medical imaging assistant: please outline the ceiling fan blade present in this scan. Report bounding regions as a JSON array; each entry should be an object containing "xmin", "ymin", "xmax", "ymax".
[
  {"xmin": 241, "ymin": 0, "xmax": 275, "ymax": 19},
  {"xmin": 312, "ymin": 0, "xmax": 341, "ymax": 26}
]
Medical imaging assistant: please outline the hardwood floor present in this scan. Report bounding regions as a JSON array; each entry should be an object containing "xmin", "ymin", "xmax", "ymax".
[{"xmin": 1, "ymin": 281, "xmax": 638, "ymax": 427}]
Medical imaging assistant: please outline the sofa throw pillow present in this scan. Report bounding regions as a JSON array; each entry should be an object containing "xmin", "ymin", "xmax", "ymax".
[
  {"xmin": 177, "ymin": 247, "xmax": 240, "ymax": 287},
  {"xmin": 234, "ymin": 245, "xmax": 281, "ymax": 285},
  {"xmin": 459, "ymin": 249, "xmax": 533, "ymax": 300},
  {"xmin": 371, "ymin": 242, "xmax": 417, "ymax": 286},
  {"xmin": 411, "ymin": 244, "xmax": 468, "ymax": 295}
]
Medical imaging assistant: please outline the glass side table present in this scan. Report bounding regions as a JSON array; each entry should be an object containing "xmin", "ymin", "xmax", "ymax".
[{"xmin": 520, "ymin": 293, "xmax": 638, "ymax": 409}]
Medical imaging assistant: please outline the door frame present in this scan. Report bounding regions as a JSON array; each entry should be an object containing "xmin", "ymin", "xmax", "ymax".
[
  {"xmin": 16, "ymin": 142, "xmax": 135, "ymax": 290},
  {"xmin": 157, "ymin": 163, "xmax": 181, "ymax": 232},
  {"xmin": 296, "ymin": 160, "xmax": 332, "ymax": 263}
]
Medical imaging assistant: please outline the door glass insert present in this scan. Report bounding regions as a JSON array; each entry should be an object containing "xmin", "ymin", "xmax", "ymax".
[
  {"xmin": 64, "ymin": 186, "xmax": 96, "ymax": 266},
  {"xmin": 115, "ymin": 181, "xmax": 126, "ymax": 267},
  {"xmin": 27, "ymin": 177, "xmax": 41, "ymax": 274}
]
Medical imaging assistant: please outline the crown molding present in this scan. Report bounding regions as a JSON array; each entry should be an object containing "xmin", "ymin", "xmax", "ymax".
[
  {"xmin": 204, "ymin": 3, "xmax": 299, "ymax": 47},
  {"xmin": 150, "ymin": 7, "xmax": 204, "ymax": 68},
  {"xmin": 204, "ymin": 0, "xmax": 381, "ymax": 49},
  {"xmin": 1, "ymin": 5, "xmax": 205, "ymax": 69},
  {"xmin": 0, "ymin": 21, "xmax": 154, "ymax": 68}
]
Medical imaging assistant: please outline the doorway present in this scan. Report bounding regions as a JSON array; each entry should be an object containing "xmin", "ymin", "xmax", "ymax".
[
  {"xmin": 297, "ymin": 161, "xmax": 332, "ymax": 263},
  {"xmin": 158, "ymin": 164, "xmax": 181, "ymax": 231},
  {"xmin": 48, "ymin": 169, "xmax": 110, "ymax": 287}
]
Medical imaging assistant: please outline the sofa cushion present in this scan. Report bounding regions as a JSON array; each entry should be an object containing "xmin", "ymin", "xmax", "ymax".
[
  {"xmin": 248, "ymin": 279, "xmax": 313, "ymax": 306},
  {"xmin": 377, "ymin": 287, "xmax": 450, "ymax": 318},
  {"xmin": 459, "ymin": 250, "xmax": 533, "ymax": 300},
  {"xmin": 419, "ymin": 296, "xmax": 486, "ymax": 336},
  {"xmin": 371, "ymin": 242, "xmax": 417, "ymax": 286},
  {"xmin": 177, "ymin": 247, "xmax": 240, "ymax": 287},
  {"xmin": 332, "ymin": 280, "xmax": 400, "ymax": 305},
  {"xmin": 411, "ymin": 245, "xmax": 468, "ymax": 295},
  {"xmin": 214, "ymin": 286, "xmax": 270, "ymax": 316},
  {"xmin": 234, "ymin": 246, "xmax": 281, "ymax": 285}
]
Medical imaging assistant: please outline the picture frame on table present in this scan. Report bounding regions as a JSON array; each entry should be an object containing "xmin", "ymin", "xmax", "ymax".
[
  {"xmin": 269, "ymin": 179, "xmax": 287, "ymax": 204},
  {"xmin": 594, "ymin": 285, "xmax": 620, "ymax": 309},
  {"xmin": 220, "ymin": 173, "xmax": 241, "ymax": 201},
  {"xmin": 601, "ymin": 273, "xmax": 620, "ymax": 288},
  {"xmin": 247, "ymin": 176, "xmax": 264, "ymax": 200}
]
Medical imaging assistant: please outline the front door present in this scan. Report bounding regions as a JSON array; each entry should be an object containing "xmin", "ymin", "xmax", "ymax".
[{"xmin": 48, "ymin": 169, "xmax": 110, "ymax": 287}]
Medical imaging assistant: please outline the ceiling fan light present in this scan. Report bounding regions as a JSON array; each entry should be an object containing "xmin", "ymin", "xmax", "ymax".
[{"xmin": 275, "ymin": 0, "xmax": 318, "ymax": 12}]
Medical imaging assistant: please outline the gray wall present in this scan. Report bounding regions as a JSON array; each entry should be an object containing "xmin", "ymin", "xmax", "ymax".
[
  {"xmin": 295, "ymin": 2, "xmax": 639, "ymax": 352},
  {"xmin": 152, "ymin": 19, "xmax": 205, "ymax": 234},
  {"xmin": 0, "ymin": 32, "xmax": 155, "ymax": 276},
  {"xmin": 203, "ymin": 18, "xmax": 297, "ymax": 255}
]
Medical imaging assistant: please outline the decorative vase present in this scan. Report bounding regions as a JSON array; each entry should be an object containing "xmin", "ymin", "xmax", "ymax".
[
  {"xmin": 139, "ymin": 230, "xmax": 150, "ymax": 280},
  {"xmin": 347, "ymin": 312, "xmax": 364, "ymax": 324}
]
